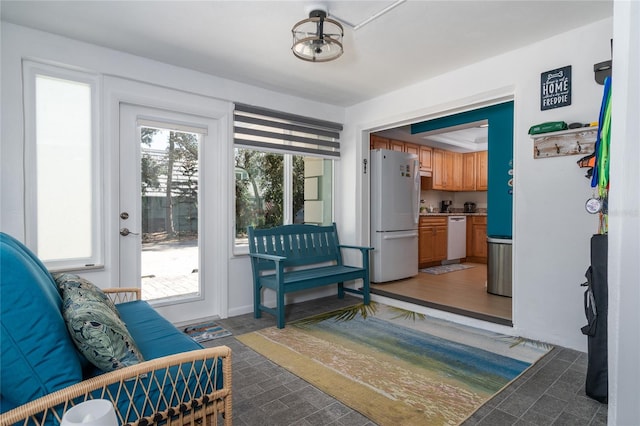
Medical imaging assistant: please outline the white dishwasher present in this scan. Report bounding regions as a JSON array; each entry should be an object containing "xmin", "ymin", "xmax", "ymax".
[{"xmin": 447, "ymin": 216, "xmax": 467, "ymax": 260}]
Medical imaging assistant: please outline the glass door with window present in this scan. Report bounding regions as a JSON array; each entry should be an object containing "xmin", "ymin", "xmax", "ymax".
[{"xmin": 120, "ymin": 104, "xmax": 206, "ymax": 303}]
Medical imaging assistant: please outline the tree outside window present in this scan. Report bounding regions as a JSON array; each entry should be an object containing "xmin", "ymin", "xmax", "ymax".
[
  {"xmin": 140, "ymin": 127, "xmax": 199, "ymax": 241},
  {"xmin": 234, "ymin": 148, "xmax": 310, "ymax": 243}
]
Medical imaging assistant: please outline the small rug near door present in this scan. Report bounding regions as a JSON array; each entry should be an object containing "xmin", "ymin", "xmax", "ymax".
[
  {"xmin": 238, "ymin": 304, "xmax": 551, "ymax": 426},
  {"xmin": 184, "ymin": 321, "xmax": 232, "ymax": 343},
  {"xmin": 420, "ymin": 263, "xmax": 475, "ymax": 275}
]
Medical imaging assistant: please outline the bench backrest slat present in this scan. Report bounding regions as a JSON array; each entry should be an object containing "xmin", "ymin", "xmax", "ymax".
[{"xmin": 248, "ymin": 224, "xmax": 343, "ymax": 272}]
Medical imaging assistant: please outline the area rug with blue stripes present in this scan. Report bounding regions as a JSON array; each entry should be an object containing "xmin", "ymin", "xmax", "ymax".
[{"xmin": 238, "ymin": 303, "xmax": 551, "ymax": 425}]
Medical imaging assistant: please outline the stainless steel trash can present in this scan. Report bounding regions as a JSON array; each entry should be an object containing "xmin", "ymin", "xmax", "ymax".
[{"xmin": 487, "ymin": 237, "xmax": 512, "ymax": 297}]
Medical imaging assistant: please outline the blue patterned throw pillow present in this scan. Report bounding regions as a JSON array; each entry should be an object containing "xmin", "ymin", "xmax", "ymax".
[
  {"xmin": 56, "ymin": 275, "xmax": 144, "ymax": 372},
  {"xmin": 54, "ymin": 273, "xmax": 120, "ymax": 316}
]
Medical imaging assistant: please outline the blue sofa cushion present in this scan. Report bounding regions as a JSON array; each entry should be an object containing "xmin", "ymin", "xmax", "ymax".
[
  {"xmin": 101, "ymin": 302, "xmax": 224, "ymax": 418},
  {"xmin": 116, "ymin": 301, "xmax": 203, "ymax": 359},
  {"xmin": 0, "ymin": 233, "xmax": 83, "ymax": 411},
  {"xmin": 59, "ymin": 287, "xmax": 144, "ymax": 372}
]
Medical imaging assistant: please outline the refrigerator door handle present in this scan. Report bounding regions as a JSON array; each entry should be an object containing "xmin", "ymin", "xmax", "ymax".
[{"xmin": 382, "ymin": 231, "xmax": 419, "ymax": 240}]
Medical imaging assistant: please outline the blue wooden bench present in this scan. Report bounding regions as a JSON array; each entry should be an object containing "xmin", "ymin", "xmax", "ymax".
[{"xmin": 248, "ymin": 223, "xmax": 372, "ymax": 328}]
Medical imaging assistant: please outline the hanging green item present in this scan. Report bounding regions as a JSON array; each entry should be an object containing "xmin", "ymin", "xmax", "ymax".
[
  {"xmin": 598, "ymin": 83, "xmax": 611, "ymax": 198},
  {"xmin": 590, "ymin": 76, "xmax": 611, "ymax": 234}
]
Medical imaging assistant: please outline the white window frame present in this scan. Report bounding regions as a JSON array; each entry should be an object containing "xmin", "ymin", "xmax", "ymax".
[
  {"xmin": 22, "ymin": 60, "xmax": 103, "ymax": 271},
  {"xmin": 232, "ymin": 147, "xmax": 335, "ymax": 254},
  {"xmin": 232, "ymin": 104, "xmax": 341, "ymax": 255}
]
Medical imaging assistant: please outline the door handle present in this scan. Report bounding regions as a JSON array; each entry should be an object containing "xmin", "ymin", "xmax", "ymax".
[
  {"xmin": 120, "ymin": 228, "xmax": 139, "ymax": 236},
  {"xmin": 382, "ymin": 232, "xmax": 418, "ymax": 240}
]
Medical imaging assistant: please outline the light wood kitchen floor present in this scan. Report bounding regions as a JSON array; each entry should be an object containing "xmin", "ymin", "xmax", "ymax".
[{"xmin": 370, "ymin": 263, "xmax": 513, "ymax": 326}]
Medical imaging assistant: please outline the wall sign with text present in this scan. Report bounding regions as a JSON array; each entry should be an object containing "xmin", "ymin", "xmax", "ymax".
[{"xmin": 541, "ymin": 65, "xmax": 572, "ymax": 110}]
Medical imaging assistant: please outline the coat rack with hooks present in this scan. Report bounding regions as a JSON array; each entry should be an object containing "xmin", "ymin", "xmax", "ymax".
[{"xmin": 530, "ymin": 127, "xmax": 597, "ymax": 159}]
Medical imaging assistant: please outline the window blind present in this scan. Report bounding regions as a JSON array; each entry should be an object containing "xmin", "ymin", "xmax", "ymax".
[{"xmin": 234, "ymin": 103, "xmax": 342, "ymax": 158}]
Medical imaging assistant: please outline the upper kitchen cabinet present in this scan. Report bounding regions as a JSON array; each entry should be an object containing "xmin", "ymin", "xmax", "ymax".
[
  {"xmin": 431, "ymin": 148, "xmax": 487, "ymax": 192},
  {"xmin": 389, "ymin": 139, "xmax": 404, "ymax": 152},
  {"xmin": 404, "ymin": 143, "xmax": 432, "ymax": 174},
  {"xmin": 419, "ymin": 146, "xmax": 433, "ymax": 173},
  {"xmin": 462, "ymin": 153, "xmax": 477, "ymax": 191},
  {"xmin": 475, "ymin": 150, "xmax": 488, "ymax": 191},
  {"xmin": 370, "ymin": 135, "xmax": 389, "ymax": 150},
  {"xmin": 448, "ymin": 151, "xmax": 463, "ymax": 191},
  {"xmin": 432, "ymin": 149, "xmax": 445, "ymax": 189},
  {"xmin": 432, "ymin": 149, "xmax": 462, "ymax": 191},
  {"xmin": 404, "ymin": 142, "xmax": 419, "ymax": 157}
]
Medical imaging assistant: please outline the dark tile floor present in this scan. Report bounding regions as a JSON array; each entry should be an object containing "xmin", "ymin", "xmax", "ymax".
[{"xmin": 206, "ymin": 295, "xmax": 608, "ymax": 426}]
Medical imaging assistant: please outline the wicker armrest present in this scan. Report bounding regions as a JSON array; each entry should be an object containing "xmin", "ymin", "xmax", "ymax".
[
  {"xmin": 0, "ymin": 346, "xmax": 232, "ymax": 426},
  {"xmin": 103, "ymin": 287, "xmax": 141, "ymax": 303}
]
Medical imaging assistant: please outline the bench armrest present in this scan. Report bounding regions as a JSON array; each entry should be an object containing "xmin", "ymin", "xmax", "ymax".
[
  {"xmin": 0, "ymin": 346, "xmax": 232, "ymax": 426},
  {"xmin": 339, "ymin": 244, "xmax": 373, "ymax": 267},
  {"xmin": 248, "ymin": 252, "xmax": 287, "ymax": 262},
  {"xmin": 338, "ymin": 244, "xmax": 374, "ymax": 252}
]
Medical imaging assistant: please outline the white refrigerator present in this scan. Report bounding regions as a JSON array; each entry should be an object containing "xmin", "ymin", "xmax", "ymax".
[{"xmin": 370, "ymin": 149, "xmax": 420, "ymax": 283}]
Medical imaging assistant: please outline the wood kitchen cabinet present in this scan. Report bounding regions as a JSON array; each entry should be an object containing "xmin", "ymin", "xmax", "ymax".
[
  {"xmin": 475, "ymin": 150, "xmax": 488, "ymax": 191},
  {"xmin": 405, "ymin": 143, "xmax": 434, "ymax": 173},
  {"xmin": 433, "ymin": 150, "xmax": 463, "ymax": 191},
  {"xmin": 371, "ymin": 138, "xmax": 481, "ymax": 192},
  {"xmin": 419, "ymin": 146, "xmax": 433, "ymax": 172},
  {"xmin": 431, "ymin": 149, "xmax": 446, "ymax": 189},
  {"xmin": 419, "ymin": 216, "xmax": 448, "ymax": 267},
  {"xmin": 449, "ymin": 152, "xmax": 463, "ymax": 191},
  {"xmin": 466, "ymin": 215, "xmax": 487, "ymax": 263},
  {"xmin": 444, "ymin": 151, "xmax": 455, "ymax": 190},
  {"xmin": 404, "ymin": 142, "xmax": 419, "ymax": 157},
  {"xmin": 389, "ymin": 139, "xmax": 404, "ymax": 152},
  {"xmin": 432, "ymin": 148, "xmax": 486, "ymax": 192},
  {"xmin": 462, "ymin": 152, "xmax": 477, "ymax": 191},
  {"xmin": 370, "ymin": 135, "xmax": 389, "ymax": 150}
]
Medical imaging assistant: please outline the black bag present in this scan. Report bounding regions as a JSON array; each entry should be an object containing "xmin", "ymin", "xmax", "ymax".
[{"xmin": 581, "ymin": 234, "xmax": 608, "ymax": 403}]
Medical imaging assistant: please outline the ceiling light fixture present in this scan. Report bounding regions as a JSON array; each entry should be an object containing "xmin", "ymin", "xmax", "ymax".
[{"xmin": 292, "ymin": 6, "xmax": 344, "ymax": 62}]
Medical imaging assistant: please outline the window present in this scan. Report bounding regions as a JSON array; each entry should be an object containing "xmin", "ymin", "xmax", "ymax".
[
  {"xmin": 233, "ymin": 104, "xmax": 341, "ymax": 248},
  {"xmin": 23, "ymin": 62, "xmax": 101, "ymax": 270},
  {"xmin": 138, "ymin": 123, "xmax": 203, "ymax": 301}
]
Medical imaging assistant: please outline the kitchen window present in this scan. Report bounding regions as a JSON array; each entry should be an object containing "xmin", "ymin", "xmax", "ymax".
[{"xmin": 233, "ymin": 104, "xmax": 341, "ymax": 250}]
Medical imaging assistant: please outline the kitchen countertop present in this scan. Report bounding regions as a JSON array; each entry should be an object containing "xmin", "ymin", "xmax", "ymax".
[{"xmin": 419, "ymin": 212, "xmax": 487, "ymax": 216}]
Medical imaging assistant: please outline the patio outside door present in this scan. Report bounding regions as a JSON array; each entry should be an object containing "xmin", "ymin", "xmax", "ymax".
[{"xmin": 119, "ymin": 104, "xmax": 208, "ymax": 304}]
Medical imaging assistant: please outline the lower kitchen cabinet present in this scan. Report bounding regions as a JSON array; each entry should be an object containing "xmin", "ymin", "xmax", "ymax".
[
  {"xmin": 466, "ymin": 216, "xmax": 488, "ymax": 263},
  {"xmin": 419, "ymin": 216, "xmax": 448, "ymax": 267}
]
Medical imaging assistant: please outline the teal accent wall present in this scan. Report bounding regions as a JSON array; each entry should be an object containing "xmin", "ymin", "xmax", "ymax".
[{"xmin": 411, "ymin": 101, "xmax": 514, "ymax": 238}]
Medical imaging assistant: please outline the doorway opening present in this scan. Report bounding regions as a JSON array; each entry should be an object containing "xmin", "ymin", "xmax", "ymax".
[{"xmin": 367, "ymin": 101, "xmax": 514, "ymax": 326}]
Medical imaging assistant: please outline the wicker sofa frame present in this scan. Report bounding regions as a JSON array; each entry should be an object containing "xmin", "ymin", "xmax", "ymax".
[{"xmin": 0, "ymin": 288, "xmax": 232, "ymax": 426}]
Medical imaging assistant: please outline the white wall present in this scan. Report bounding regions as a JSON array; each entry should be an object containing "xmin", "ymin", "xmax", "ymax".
[
  {"xmin": 0, "ymin": 22, "xmax": 345, "ymax": 322},
  {"xmin": 608, "ymin": 1, "xmax": 640, "ymax": 424},
  {"xmin": 343, "ymin": 18, "xmax": 612, "ymax": 351}
]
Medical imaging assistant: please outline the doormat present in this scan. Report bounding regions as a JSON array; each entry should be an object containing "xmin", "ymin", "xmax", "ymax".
[
  {"xmin": 184, "ymin": 321, "xmax": 232, "ymax": 343},
  {"xmin": 420, "ymin": 263, "xmax": 475, "ymax": 275},
  {"xmin": 238, "ymin": 304, "xmax": 551, "ymax": 426}
]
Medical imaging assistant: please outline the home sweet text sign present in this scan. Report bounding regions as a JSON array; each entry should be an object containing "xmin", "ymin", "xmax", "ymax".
[{"xmin": 541, "ymin": 65, "xmax": 572, "ymax": 110}]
